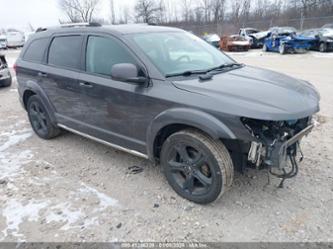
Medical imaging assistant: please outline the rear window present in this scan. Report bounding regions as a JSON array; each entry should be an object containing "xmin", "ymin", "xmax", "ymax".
[
  {"xmin": 48, "ymin": 36, "xmax": 82, "ymax": 69},
  {"xmin": 23, "ymin": 38, "xmax": 49, "ymax": 63}
]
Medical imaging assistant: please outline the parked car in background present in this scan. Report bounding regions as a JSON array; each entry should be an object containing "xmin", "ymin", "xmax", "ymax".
[
  {"xmin": 202, "ymin": 34, "xmax": 220, "ymax": 48},
  {"xmin": 239, "ymin": 28, "xmax": 269, "ymax": 48},
  {"xmin": 263, "ymin": 27, "xmax": 315, "ymax": 54},
  {"xmin": 0, "ymin": 54, "xmax": 12, "ymax": 87},
  {"xmin": 322, "ymin": 23, "xmax": 333, "ymax": 29},
  {"xmin": 6, "ymin": 29, "xmax": 25, "ymax": 48},
  {"xmin": 300, "ymin": 28, "xmax": 333, "ymax": 52},
  {"xmin": 220, "ymin": 35, "xmax": 251, "ymax": 51},
  {"xmin": 0, "ymin": 35, "xmax": 7, "ymax": 49}
]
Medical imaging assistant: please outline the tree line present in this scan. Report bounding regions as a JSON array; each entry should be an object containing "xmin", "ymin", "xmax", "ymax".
[{"xmin": 59, "ymin": 0, "xmax": 333, "ymax": 31}]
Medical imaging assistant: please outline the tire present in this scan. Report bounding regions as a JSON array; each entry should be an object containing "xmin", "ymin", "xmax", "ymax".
[
  {"xmin": 279, "ymin": 44, "xmax": 286, "ymax": 54},
  {"xmin": 0, "ymin": 75, "xmax": 11, "ymax": 87},
  {"xmin": 160, "ymin": 129, "xmax": 234, "ymax": 204},
  {"xmin": 319, "ymin": 42, "xmax": 327, "ymax": 52},
  {"xmin": 262, "ymin": 44, "xmax": 268, "ymax": 52},
  {"xmin": 27, "ymin": 95, "xmax": 61, "ymax": 139}
]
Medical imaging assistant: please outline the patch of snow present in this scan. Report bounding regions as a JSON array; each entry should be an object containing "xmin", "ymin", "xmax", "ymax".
[
  {"xmin": 1, "ymin": 199, "xmax": 49, "ymax": 238},
  {"xmin": 79, "ymin": 183, "xmax": 119, "ymax": 208},
  {"xmin": 45, "ymin": 203, "xmax": 85, "ymax": 230},
  {"xmin": 0, "ymin": 129, "xmax": 32, "ymax": 152},
  {"xmin": 0, "ymin": 128, "xmax": 33, "ymax": 180},
  {"xmin": 0, "ymin": 150, "xmax": 33, "ymax": 180}
]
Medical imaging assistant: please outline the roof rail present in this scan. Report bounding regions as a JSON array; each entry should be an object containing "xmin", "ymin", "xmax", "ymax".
[
  {"xmin": 35, "ymin": 22, "xmax": 102, "ymax": 33},
  {"xmin": 60, "ymin": 22, "xmax": 102, "ymax": 28}
]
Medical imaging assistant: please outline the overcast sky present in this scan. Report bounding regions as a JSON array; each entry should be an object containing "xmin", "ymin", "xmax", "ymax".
[{"xmin": 0, "ymin": 0, "xmax": 137, "ymax": 31}]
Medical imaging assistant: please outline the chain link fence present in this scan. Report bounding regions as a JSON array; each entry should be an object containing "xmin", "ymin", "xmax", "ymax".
[{"xmin": 165, "ymin": 16, "xmax": 333, "ymax": 36}]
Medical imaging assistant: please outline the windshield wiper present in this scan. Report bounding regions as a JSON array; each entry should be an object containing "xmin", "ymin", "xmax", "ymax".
[
  {"xmin": 165, "ymin": 63, "xmax": 243, "ymax": 78},
  {"xmin": 207, "ymin": 63, "xmax": 243, "ymax": 73},
  {"xmin": 165, "ymin": 70, "xmax": 208, "ymax": 78}
]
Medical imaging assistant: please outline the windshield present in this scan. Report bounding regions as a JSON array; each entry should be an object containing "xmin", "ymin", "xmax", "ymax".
[
  {"xmin": 129, "ymin": 31, "xmax": 234, "ymax": 76},
  {"xmin": 247, "ymin": 29, "xmax": 259, "ymax": 34}
]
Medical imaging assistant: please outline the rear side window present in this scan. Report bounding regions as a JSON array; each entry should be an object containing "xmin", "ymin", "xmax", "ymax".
[
  {"xmin": 86, "ymin": 36, "xmax": 136, "ymax": 76},
  {"xmin": 23, "ymin": 38, "xmax": 49, "ymax": 63},
  {"xmin": 48, "ymin": 36, "xmax": 82, "ymax": 69}
]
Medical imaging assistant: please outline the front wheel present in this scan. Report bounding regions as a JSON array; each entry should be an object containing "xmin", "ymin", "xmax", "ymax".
[
  {"xmin": 160, "ymin": 129, "xmax": 234, "ymax": 204},
  {"xmin": 319, "ymin": 42, "xmax": 327, "ymax": 52},
  {"xmin": 279, "ymin": 44, "xmax": 286, "ymax": 54}
]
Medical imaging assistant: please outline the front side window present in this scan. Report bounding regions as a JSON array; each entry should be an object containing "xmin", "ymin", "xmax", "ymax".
[
  {"xmin": 129, "ymin": 31, "xmax": 234, "ymax": 76},
  {"xmin": 86, "ymin": 36, "xmax": 136, "ymax": 76},
  {"xmin": 48, "ymin": 36, "xmax": 82, "ymax": 69},
  {"xmin": 23, "ymin": 38, "xmax": 49, "ymax": 63}
]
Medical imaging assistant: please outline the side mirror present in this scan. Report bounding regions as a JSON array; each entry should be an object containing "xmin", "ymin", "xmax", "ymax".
[{"xmin": 111, "ymin": 63, "xmax": 147, "ymax": 84}]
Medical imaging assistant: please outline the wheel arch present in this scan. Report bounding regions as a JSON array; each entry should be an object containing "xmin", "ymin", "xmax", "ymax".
[
  {"xmin": 22, "ymin": 81, "xmax": 57, "ymax": 125},
  {"xmin": 147, "ymin": 108, "xmax": 236, "ymax": 161}
]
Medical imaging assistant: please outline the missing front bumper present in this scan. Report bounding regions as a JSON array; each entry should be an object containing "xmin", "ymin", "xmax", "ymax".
[{"xmin": 248, "ymin": 124, "xmax": 314, "ymax": 169}]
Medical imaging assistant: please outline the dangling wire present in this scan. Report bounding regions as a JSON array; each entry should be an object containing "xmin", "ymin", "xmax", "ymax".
[{"xmin": 269, "ymin": 154, "xmax": 299, "ymax": 188}]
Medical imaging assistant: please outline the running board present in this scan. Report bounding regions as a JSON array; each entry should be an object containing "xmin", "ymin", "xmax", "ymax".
[{"xmin": 57, "ymin": 124, "xmax": 149, "ymax": 159}]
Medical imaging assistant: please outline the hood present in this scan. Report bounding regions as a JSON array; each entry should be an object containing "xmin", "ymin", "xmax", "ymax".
[
  {"xmin": 172, "ymin": 66, "xmax": 320, "ymax": 120},
  {"xmin": 286, "ymin": 35, "xmax": 317, "ymax": 41},
  {"xmin": 205, "ymin": 34, "xmax": 220, "ymax": 42},
  {"xmin": 322, "ymin": 29, "xmax": 333, "ymax": 37},
  {"xmin": 250, "ymin": 31, "xmax": 269, "ymax": 40}
]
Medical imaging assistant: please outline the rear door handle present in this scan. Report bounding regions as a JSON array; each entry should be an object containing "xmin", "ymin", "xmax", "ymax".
[
  {"xmin": 79, "ymin": 82, "xmax": 93, "ymax": 88},
  {"xmin": 38, "ymin": 72, "xmax": 48, "ymax": 77}
]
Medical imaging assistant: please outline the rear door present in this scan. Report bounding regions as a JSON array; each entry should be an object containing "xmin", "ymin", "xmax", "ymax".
[{"xmin": 42, "ymin": 35, "xmax": 88, "ymax": 129}]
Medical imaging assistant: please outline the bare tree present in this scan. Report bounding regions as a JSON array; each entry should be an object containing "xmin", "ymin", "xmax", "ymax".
[
  {"xmin": 240, "ymin": 0, "xmax": 251, "ymax": 24},
  {"xmin": 59, "ymin": 0, "xmax": 100, "ymax": 23},
  {"xmin": 156, "ymin": 0, "xmax": 167, "ymax": 23},
  {"xmin": 202, "ymin": 0, "xmax": 211, "ymax": 23},
  {"xmin": 194, "ymin": 6, "xmax": 204, "ymax": 23},
  {"xmin": 109, "ymin": 0, "xmax": 116, "ymax": 24},
  {"xmin": 182, "ymin": 0, "xmax": 192, "ymax": 22},
  {"xmin": 230, "ymin": 0, "xmax": 242, "ymax": 24},
  {"xmin": 210, "ymin": 0, "xmax": 226, "ymax": 23},
  {"xmin": 122, "ymin": 5, "xmax": 130, "ymax": 24},
  {"xmin": 134, "ymin": 0, "xmax": 162, "ymax": 23}
]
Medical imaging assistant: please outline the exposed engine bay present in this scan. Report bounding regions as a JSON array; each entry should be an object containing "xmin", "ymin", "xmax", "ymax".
[{"xmin": 241, "ymin": 117, "xmax": 314, "ymax": 187}]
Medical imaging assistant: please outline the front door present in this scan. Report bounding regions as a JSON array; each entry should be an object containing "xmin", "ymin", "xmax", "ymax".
[{"xmin": 77, "ymin": 35, "xmax": 150, "ymax": 153}]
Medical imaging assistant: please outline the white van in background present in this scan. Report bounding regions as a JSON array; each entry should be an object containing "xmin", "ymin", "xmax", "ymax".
[
  {"xmin": 6, "ymin": 29, "xmax": 25, "ymax": 48},
  {"xmin": 0, "ymin": 35, "xmax": 7, "ymax": 49}
]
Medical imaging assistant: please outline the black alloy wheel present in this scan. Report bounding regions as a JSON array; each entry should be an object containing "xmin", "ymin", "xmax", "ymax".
[
  {"xmin": 161, "ymin": 129, "xmax": 234, "ymax": 204},
  {"xmin": 27, "ymin": 95, "xmax": 60, "ymax": 139}
]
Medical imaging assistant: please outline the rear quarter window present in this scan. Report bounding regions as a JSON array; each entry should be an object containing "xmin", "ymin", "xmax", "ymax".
[
  {"xmin": 48, "ymin": 36, "xmax": 82, "ymax": 70},
  {"xmin": 23, "ymin": 38, "xmax": 49, "ymax": 63}
]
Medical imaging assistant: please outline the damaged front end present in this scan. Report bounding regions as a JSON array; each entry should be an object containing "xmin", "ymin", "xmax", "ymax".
[{"xmin": 241, "ymin": 117, "xmax": 314, "ymax": 186}]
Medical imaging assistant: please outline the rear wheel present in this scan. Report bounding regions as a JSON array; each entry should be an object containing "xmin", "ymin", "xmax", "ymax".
[
  {"xmin": 160, "ymin": 129, "xmax": 234, "ymax": 204},
  {"xmin": 27, "ymin": 95, "xmax": 61, "ymax": 139}
]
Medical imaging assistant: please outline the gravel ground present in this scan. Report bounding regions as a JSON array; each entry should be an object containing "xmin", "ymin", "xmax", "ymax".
[{"xmin": 0, "ymin": 49, "xmax": 332, "ymax": 242}]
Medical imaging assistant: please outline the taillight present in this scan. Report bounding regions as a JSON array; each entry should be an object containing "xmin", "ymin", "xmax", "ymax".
[{"xmin": 13, "ymin": 63, "xmax": 17, "ymax": 73}]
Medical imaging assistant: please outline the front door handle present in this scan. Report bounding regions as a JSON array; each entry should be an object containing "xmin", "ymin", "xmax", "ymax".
[
  {"xmin": 79, "ymin": 82, "xmax": 93, "ymax": 88},
  {"xmin": 38, "ymin": 72, "xmax": 48, "ymax": 77}
]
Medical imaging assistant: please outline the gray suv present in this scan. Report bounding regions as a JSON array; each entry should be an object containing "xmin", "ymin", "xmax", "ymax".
[{"xmin": 16, "ymin": 23, "xmax": 320, "ymax": 204}]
